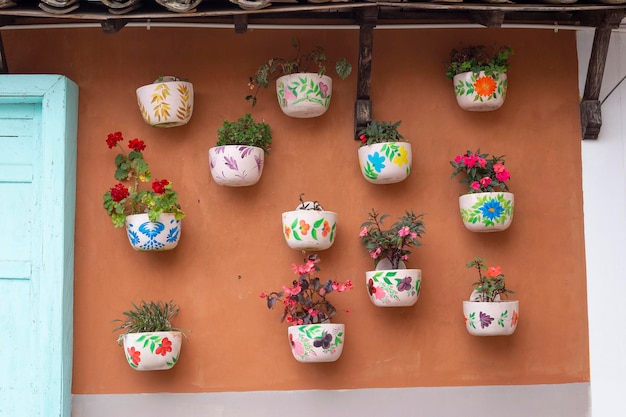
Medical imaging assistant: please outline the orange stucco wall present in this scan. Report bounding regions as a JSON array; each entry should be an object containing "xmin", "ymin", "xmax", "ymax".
[{"xmin": 2, "ymin": 26, "xmax": 588, "ymax": 393}]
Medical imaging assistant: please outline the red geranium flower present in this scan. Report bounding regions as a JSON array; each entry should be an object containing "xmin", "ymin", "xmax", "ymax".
[
  {"xmin": 106, "ymin": 131, "xmax": 123, "ymax": 149},
  {"xmin": 110, "ymin": 183, "xmax": 129, "ymax": 202},
  {"xmin": 151, "ymin": 179, "xmax": 170, "ymax": 194},
  {"xmin": 128, "ymin": 138, "xmax": 146, "ymax": 152}
]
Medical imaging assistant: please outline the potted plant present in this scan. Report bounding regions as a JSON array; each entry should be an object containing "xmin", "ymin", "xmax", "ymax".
[
  {"xmin": 136, "ymin": 76, "xmax": 194, "ymax": 127},
  {"xmin": 260, "ymin": 254, "xmax": 353, "ymax": 362},
  {"xmin": 359, "ymin": 209, "xmax": 425, "ymax": 307},
  {"xmin": 450, "ymin": 149, "xmax": 513, "ymax": 232},
  {"xmin": 102, "ymin": 131, "xmax": 185, "ymax": 250},
  {"xmin": 282, "ymin": 194, "xmax": 338, "ymax": 251},
  {"xmin": 462, "ymin": 257, "xmax": 518, "ymax": 336},
  {"xmin": 113, "ymin": 300, "xmax": 187, "ymax": 371},
  {"xmin": 246, "ymin": 37, "xmax": 352, "ymax": 118},
  {"xmin": 209, "ymin": 113, "xmax": 272, "ymax": 187},
  {"xmin": 357, "ymin": 120, "xmax": 412, "ymax": 184},
  {"xmin": 445, "ymin": 44, "xmax": 513, "ymax": 111}
]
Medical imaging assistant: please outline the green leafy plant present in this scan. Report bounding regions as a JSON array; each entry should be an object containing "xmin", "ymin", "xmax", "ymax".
[
  {"xmin": 246, "ymin": 37, "xmax": 352, "ymax": 106},
  {"xmin": 260, "ymin": 254, "xmax": 353, "ymax": 325},
  {"xmin": 357, "ymin": 120, "xmax": 404, "ymax": 146},
  {"xmin": 216, "ymin": 113, "xmax": 272, "ymax": 154},
  {"xmin": 102, "ymin": 132, "xmax": 185, "ymax": 227},
  {"xmin": 359, "ymin": 209, "xmax": 426, "ymax": 269},
  {"xmin": 466, "ymin": 257, "xmax": 514, "ymax": 302},
  {"xmin": 112, "ymin": 300, "xmax": 185, "ymax": 344},
  {"xmin": 445, "ymin": 44, "xmax": 514, "ymax": 80},
  {"xmin": 450, "ymin": 149, "xmax": 511, "ymax": 194}
]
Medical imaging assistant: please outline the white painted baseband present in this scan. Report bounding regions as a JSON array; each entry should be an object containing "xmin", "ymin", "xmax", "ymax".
[{"xmin": 73, "ymin": 383, "xmax": 590, "ymax": 417}]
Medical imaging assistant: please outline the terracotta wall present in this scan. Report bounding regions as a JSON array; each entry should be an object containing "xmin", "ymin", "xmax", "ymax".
[{"xmin": 2, "ymin": 26, "xmax": 588, "ymax": 394}]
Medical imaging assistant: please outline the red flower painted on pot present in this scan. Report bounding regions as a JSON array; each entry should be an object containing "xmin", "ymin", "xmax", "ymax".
[
  {"xmin": 127, "ymin": 346, "xmax": 141, "ymax": 366},
  {"xmin": 474, "ymin": 75, "xmax": 497, "ymax": 97},
  {"xmin": 511, "ymin": 310, "xmax": 519, "ymax": 327},
  {"xmin": 155, "ymin": 337, "xmax": 173, "ymax": 356},
  {"xmin": 284, "ymin": 225, "xmax": 291, "ymax": 239}
]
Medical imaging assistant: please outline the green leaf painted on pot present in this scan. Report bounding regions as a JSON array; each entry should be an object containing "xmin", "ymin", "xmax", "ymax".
[
  {"xmin": 313, "ymin": 218, "xmax": 324, "ymax": 228},
  {"xmin": 363, "ymin": 162, "xmax": 378, "ymax": 180},
  {"xmin": 293, "ymin": 231, "xmax": 301, "ymax": 241},
  {"xmin": 290, "ymin": 218, "xmax": 298, "ymax": 229},
  {"xmin": 311, "ymin": 229, "xmax": 318, "ymax": 240}
]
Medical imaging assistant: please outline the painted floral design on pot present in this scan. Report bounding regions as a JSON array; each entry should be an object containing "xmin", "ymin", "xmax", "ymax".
[
  {"xmin": 459, "ymin": 192, "xmax": 514, "ymax": 232},
  {"xmin": 122, "ymin": 331, "xmax": 183, "ymax": 370},
  {"xmin": 125, "ymin": 213, "xmax": 182, "ymax": 251},
  {"xmin": 463, "ymin": 300, "xmax": 519, "ymax": 336},
  {"xmin": 366, "ymin": 269, "xmax": 421, "ymax": 307},
  {"xmin": 453, "ymin": 71, "xmax": 507, "ymax": 112},
  {"xmin": 358, "ymin": 142, "xmax": 412, "ymax": 184},
  {"xmin": 209, "ymin": 145, "xmax": 265, "ymax": 187},
  {"xmin": 276, "ymin": 73, "xmax": 332, "ymax": 118},
  {"xmin": 136, "ymin": 76, "xmax": 194, "ymax": 127},
  {"xmin": 282, "ymin": 202, "xmax": 337, "ymax": 251},
  {"xmin": 287, "ymin": 323, "xmax": 345, "ymax": 363}
]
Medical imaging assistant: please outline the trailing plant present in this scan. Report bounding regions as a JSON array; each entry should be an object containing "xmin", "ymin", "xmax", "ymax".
[
  {"xmin": 359, "ymin": 209, "xmax": 426, "ymax": 269},
  {"xmin": 466, "ymin": 257, "xmax": 514, "ymax": 302},
  {"xmin": 102, "ymin": 132, "xmax": 185, "ymax": 227},
  {"xmin": 112, "ymin": 300, "xmax": 186, "ymax": 344},
  {"xmin": 246, "ymin": 36, "xmax": 352, "ymax": 106},
  {"xmin": 445, "ymin": 44, "xmax": 514, "ymax": 80},
  {"xmin": 450, "ymin": 149, "xmax": 511, "ymax": 194},
  {"xmin": 216, "ymin": 113, "xmax": 272, "ymax": 154},
  {"xmin": 260, "ymin": 254, "xmax": 353, "ymax": 325},
  {"xmin": 357, "ymin": 120, "xmax": 404, "ymax": 146}
]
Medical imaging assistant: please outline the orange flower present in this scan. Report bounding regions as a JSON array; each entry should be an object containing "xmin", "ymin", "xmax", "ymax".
[
  {"xmin": 321, "ymin": 220, "xmax": 331, "ymax": 237},
  {"xmin": 487, "ymin": 266, "xmax": 501, "ymax": 277},
  {"xmin": 511, "ymin": 310, "xmax": 519, "ymax": 327},
  {"xmin": 284, "ymin": 225, "xmax": 291, "ymax": 239},
  {"xmin": 299, "ymin": 220, "xmax": 310, "ymax": 235},
  {"xmin": 474, "ymin": 75, "xmax": 497, "ymax": 97}
]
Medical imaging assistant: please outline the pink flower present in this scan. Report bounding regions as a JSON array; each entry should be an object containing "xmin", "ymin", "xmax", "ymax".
[
  {"xmin": 479, "ymin": 177, "xmax": 491, "ymax": 187},
  {"xmin": 359, "ymin": 227, "xmax": 369, "ymax": 237},
  {"xmin": 284, "ymin": 87, "xmax": 296, "ymax": 101},
  {"xmin": 369, "ymin": 247, "xmax": 382, "ymax": 259},
  {"xmin": 496, "ymin": 169, "xmax": 510, "ymax": 182},
  {"xmin": 463, "ymin": 154, "xmax": 478, "ymax": 168},
  {"xmin": 375, "ymin": 287, "xmax": 387, "ymax": 300},
  {"xmin": 402, "ymin": 254, "xmax": 409, "ymax": 260},
  {"xmin": 398, "ymin": 226, "xmax": 410, "ymax": 237},
  {"xmin": 454, "ymin": 155, "xmax": 463, "ymax": 164},
  {"xmin": 290, "ymin": 334, "xmax": 305, "ymax": 355},
  {"xmin": 410, "ymin": 232, "xmax": 417, "ymax": 239},
  {"xmin": 492, "ymin": 163, "xmax": 505, "ymax": 173},
  {"xmin": 477, "ymin": 157, "xmax": 487, "ymax": 168},
  {"xmin": 259, "ymin": 292, "xmax": 266, "ymax": 298},
  {"xmin": 471, "ymin": 181, "xmax": 481, "ymax": 190}
]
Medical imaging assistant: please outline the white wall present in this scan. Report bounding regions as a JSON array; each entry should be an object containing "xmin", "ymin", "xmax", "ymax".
[{"xmin": 578, "ymin": 28, "xmax": 626, "ymax": 417}]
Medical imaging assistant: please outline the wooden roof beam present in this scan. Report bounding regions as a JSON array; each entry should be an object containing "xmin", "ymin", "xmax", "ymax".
[
  {"xmin": 469, "ymin": 10, "xmax": 506, "ymax": 28},
  {"xmin": 580, "ymin": 9, "xmax": 625, "ymax": 140},
  {"xmin": 354, "ymin": 6, "xmax": 377, "ymax": 139}
]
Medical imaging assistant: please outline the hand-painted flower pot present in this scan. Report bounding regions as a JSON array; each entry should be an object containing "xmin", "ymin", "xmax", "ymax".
[
  {"xmin": 209, "ymin": 145, "xmax": 265, "ymax": 187},
  {"xmin": 276, "ymin": 73, "xmax": 332, "ymax": 118},
  {"xmin": 358, "ymin": 142, "xmax": 412, "ymax": 184},
  {"xmin": 125, "ymin": 213, "xmax": 182, "ymax": 251},
  {"xmin": 282, "ymin": 204, "xmax": 337, "ymax": 251},
  {"xmin": 287, "ymin": 323, "xmax": 345, "ymax": 363},
  {"xmin": 366, "ymin": 269, "xmax": 421, "ymax": 307},
  {"xmin": 136, "ymin": 77, "xmax": 194, "ymax": 127},
  {"xmin": 459, "ymin": 192, "xmax": 514, "ymax": 232},
  {"xmin": 453, "ymin": 71, "xmax": 507, "ymax": 111},
  {"xmin": 463, "ymin": 300, "xmax": 519, "ymax": 336},
  {"xmin": 121, "ymin": 331, "xmax": 183, "ymax": 370}
]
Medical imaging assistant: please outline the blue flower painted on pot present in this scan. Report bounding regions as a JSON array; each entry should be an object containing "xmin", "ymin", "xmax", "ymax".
[
  {"xmin": 368, "ymin": 152, "xmax": 386, "ymax": 173},
  {"xmin": 479, "ymin": 199, "xmax": 504, "ymax": 221}
]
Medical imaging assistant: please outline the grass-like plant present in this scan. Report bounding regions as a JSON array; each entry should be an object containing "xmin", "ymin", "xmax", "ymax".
[{"xmin": 113, "ymin": 300, "xmax": 184, "ymax": 344}]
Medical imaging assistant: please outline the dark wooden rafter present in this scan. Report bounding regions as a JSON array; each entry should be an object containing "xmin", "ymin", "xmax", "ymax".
[
  {"xmin": 580, "ymin": 9, "xmax": 625, "ymax": 140},
  {"xmin": 469, "ymin": 10, "xmax": 505, "ymax": 28},
  {"xmin": 0, "ymin": 16, "xmax": 12, "ymax": 73},
  {"xmin": 234, "ymin": 14, "xmax": 248, "ymax": 34},
  {"xmin": 101, "ymin": 19, "xmax": 128, "ymax": 34},
  {"xmin": 354, "ymin": 6, "xmax": 377, "ymax": 140}
]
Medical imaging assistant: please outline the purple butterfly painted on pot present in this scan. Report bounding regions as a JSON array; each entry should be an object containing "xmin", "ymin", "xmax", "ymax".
[
  {"xmin": 313, "ymin": 331, "xmax": 332, "ymax": 349},
  {"xmin": 397, "ymin": 276, "xmax": 413, "ymax": 292}
]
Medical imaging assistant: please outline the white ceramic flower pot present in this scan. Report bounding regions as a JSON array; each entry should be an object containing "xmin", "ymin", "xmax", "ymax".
[
  {"xmin": 276, "ymin": 73, "xmax": 332, "ymax": 118},
  {"xmin": 358, "ymin": 142, "xmax": 412, "ymax": 184},
  {"xmin": 458, "ymin": 192, "xmax": 514, "ymax": 232},
  {"xmin": 121, "ymin": 331, "xmax": 183, "ymax": 370},
  {"xmin": 209, "ymin": 145, "xmax": 265, "ymax": 187},
  {"xmin": 287, "ymin": 323, "xmax": 345, "ymax": 363},
  {"xmin": 136, "ymin": 77, "xmax": 194, "ymax": 127},
  {"xmin": 366, "ymin": 269, "xmax": 421, "ymax": 307},
  {"xmin": 125, "ymin": 213, "xmax": 182, "ymax": 251},
  {"xmin": 282, "ymin": 207, "xmax": 337, "ymax": 251},
  {"xmin": 453, "ymin": 71, "xmax": 507, "ymax": 111},
  {"xmin": 463, "ymin": 300, "xmax": 519, "ymax": 336}
]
